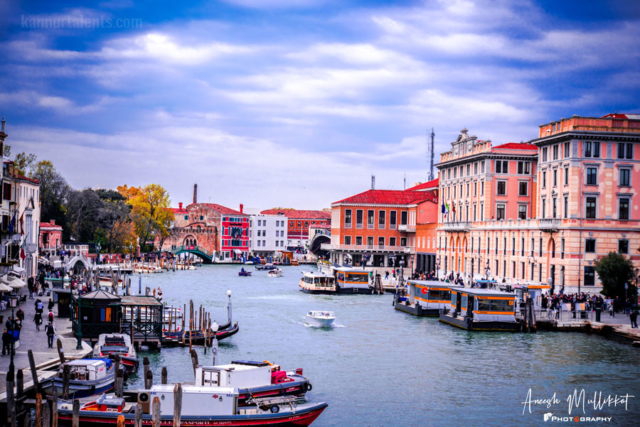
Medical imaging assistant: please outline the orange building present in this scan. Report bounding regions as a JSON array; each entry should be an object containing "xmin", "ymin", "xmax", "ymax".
[{"xmin": 325, "ymin": 182, "xmax": 438, "ymax": 272}]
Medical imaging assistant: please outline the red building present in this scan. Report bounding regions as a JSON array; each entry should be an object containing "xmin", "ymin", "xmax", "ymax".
[
  {"xmin": 39, "ymin": 220, "xmax": 63, "ymax": 254},
  {"xmin": 260, "ymin": 209, "xmax": 331, "ymax": 249}
]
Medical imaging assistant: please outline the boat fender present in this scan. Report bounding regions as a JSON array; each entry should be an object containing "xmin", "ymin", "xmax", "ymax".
[
  {"xmin": 270, "ymin": 405, "xmax": 280, "ymax": 414},
  {"xmin": 306, "ymin": 383, "xmax": 313, "ymax": 392}
]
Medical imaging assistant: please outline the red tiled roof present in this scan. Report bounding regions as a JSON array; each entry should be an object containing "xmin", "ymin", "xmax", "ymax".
[
  {"xmin": 310, "ymin": 224, "xmax": 331, "ymax": 229},
  {"xmin": 492, "ymin": 143, "xmax": 538, "ymax": 151},
  {"xmin": 40, "ymin": 222, "xmax": 62, "ymax": 230},
  {"xmin": 196, "ymin": 203, "xmax": 246, "ymax": 216},
  {"xmin": 260, "ymin": 209, "xmax": 331, "ymax": 219},
  {"xmin": 602, "ymin": 113, "xmax": 640, "ymax": 120},
  {"xmin": 333, "ymin": 190, "xmax": 434, "ymax": 206},
  {"xmin": 172, "ymin": 207, "xmax": 188, "ymax": 214},
  {"xmin": 406, "ymin": 177, "xmax": 439, "ymax": 192}
]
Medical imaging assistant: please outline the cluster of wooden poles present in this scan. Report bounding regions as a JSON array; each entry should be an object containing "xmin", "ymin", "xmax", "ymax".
[
  {"xmin": 82, "ymin": 268, "xmax": 131, "ymax": 296},
  {"xmin": 167, "ymin": 299, "xmax": 218, "ymax": 354}
]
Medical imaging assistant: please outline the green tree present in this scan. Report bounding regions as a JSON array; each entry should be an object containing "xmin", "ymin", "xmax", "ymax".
[
  {"xmin": 594, "ymin": 252, "xmax": 635, "ymax": 298},
  {"xmin": 119, "ymin": 184, "xmax": 174, "ymax": 251},
  {"xmin": 30, "ymin": 160, "xmax": 70, "ymax": 238}
]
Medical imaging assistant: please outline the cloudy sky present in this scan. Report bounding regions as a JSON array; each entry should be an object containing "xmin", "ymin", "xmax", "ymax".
[{"xmin": 1, "ymin": 0, "xmax": 639, "ymax": 210}]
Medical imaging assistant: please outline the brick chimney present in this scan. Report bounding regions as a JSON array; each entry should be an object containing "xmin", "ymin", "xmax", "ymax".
[
  {"xmin": 179, "ymin": 202, "xmax": 183, "ymax": 209},
  {"xmin": 239, "ymin": 204, "xmax": 244, "ymax": 213},
  {"xmin": 193, "ymin": 184, "xmax": 198, "ymax": 204},
  {"xmin": 51, "ymin": 219, "xmax": 55, "ymax": 225}
]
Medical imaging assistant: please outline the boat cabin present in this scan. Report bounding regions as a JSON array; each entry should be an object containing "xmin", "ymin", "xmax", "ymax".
[
  {"xmin": 408, "ymin": 281, "xmax": 460, "ymax": 311},
  {"xmin": 299, "ymin": 272, "xmax": 336, "ymax": 293},
  {"xmin": 333, "ymin": 267, "xmax": 370, "ymax": 291},
  {"xmin": 195, "ymin": 360, "xmax": 276, "ymax": 389},
  {"xmin": 140, "ymin": 385, "xmax": 237, "ymax": 416},
  {"xmin": 59, "ymin": 359, "xmax": 113, "ymax": 381},
  {"xmin": 451, "ymin": 288, "xmax": 517, "ymax": 322}
]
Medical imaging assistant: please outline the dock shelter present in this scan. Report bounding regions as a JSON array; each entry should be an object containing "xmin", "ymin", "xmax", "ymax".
[
  {"xmin": 71, "ymin": 290, "xmax": 122, "ymax": 341},
  {"xmin": 119, "ymin": 295, "xmax": 164, "ymax": 349}
]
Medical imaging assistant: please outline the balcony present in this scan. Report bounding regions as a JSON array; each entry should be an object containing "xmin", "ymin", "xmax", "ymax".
[
  {"xmin": 356, "ymin": 223, "xmax": 363, "ymax": 229},
  {"xmin": 398, "ymin": 224, "xmax": 416, "ymax": 232},
  {"xmin": 539, "ymin": 218, "xmax": 561, "ymax": 232},
  {"xmin": 440, "ymin": 221, "xmax": 471, "ymax": 232},
  {"xmin": 321, "ymin": 243, "xmax": 411, "ymax": 253}
]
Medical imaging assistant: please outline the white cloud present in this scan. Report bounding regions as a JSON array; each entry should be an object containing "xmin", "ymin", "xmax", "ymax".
[{"xmin": 220, "ymin": 0, "xmax": 329, "ymax": 9}]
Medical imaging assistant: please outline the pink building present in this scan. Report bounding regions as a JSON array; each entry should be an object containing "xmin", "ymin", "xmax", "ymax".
[
  {"xmin": 436, "ymin": 115, "xmax": 640, "ymax": 294},
  {"xmin": 40, "ymin": 220, "xmax": 63, "ymax": 254}
]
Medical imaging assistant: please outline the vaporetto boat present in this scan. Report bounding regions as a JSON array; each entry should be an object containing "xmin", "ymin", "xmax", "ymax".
[
  {"xmin": 439, "ymin": 287, "xmax": 521, "ymax": 331},
  {"xmin": 395, "ymin": 281, "xmax": 461, "ymax": 317}
]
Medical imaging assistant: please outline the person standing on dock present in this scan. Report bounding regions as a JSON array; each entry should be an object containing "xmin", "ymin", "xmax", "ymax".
[
  {"xmin": 2, "ymin": 329, "xmax": 12, "ymax": 355},
  {"xmin": 630, "ymin": 309, "xmax": 638, "ymax": 329},
  {"xmin": 34, "ymin": 311, "xmax": 42, "ymax": 331},
  {"xmin": 45, "ymin": 322, "xmax": 55, "ymax": 348}
]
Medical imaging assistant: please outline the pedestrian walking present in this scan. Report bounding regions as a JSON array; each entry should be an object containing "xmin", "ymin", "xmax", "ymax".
[
  {"xmin": 45, "ymin": 322, "xmax": 55, "ymax": 348},
  {"xmin": 47, "ymin": 310, "xmax": 55, "ymax": 324},
  {"xmin": 34, "ymin": 312, "xmax": 42, "ymax": 331},
  {"xmin": 48, "ymin": 298, "xmax": 54, "ymax": 311},
  {"xmin": 631, "ymin": 309, "xmax": 638, "ymax": 329},
  {"xmin": 16, "ymin": 307, "xmax": 25, "ymax": 323},
  {"xmin": 35, "ymin": 299, "xmax": 44, "ymax": 315},
  {"xmin": 2, "ymin": 329, "xmax": 12, "ymax": 356}
]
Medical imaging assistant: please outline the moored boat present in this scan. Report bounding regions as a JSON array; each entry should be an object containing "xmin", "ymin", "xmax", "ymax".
[
  {"xmin": 93, "ymin": 333, "xmax": 139, "ymax": 374},
  {"xmin": 57, "ymin": 388, "xmax": 327, "ymax": 426},
  {"xmin": 333, "ymin": 267, "xmax": 371, "ymax": 294},
  {"xmin": 394, "ymin": 281, "xmax": 459, "ymax": 317},
  {"xmin": 439, "ymin": 287, "xmax": 521, "ymax": 331},
  {"xmin": 298, "ymin": 272, "xmax": 336, "ymax": 294},
  {"xmin": 41, "ymin": 359, "xmax": 115, "ymax": 398},
  {"xmin": 305, "ymin": 311, "xmax": 335, "ymax": 327},
  {"xmin": 162, "ymin": 322, "xmax": 239, "ymax": 345}
]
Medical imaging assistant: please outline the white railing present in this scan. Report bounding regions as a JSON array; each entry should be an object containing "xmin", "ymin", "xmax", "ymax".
[
  {"xmin": 440, "ymin": 221, "xmax": 471, "ymax": 231},
  {"xmin": 321, "ymin": 243, "xmax": 412, "ymax": 253}
]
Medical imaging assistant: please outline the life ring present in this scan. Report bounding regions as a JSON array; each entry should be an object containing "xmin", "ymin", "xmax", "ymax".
[
  {"xmin": 270, "ymin": 406, "xmax": 280, "ymax": 414},
  {"xmin": 306, "ymin": 383, "xmax": 313, "ymax": 392}
]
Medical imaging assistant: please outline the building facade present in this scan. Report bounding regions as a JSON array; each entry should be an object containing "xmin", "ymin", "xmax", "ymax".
[
  {"xmin": 40, "ymin": 220, "xmax": 63, "ymax": 254},
  {"xmin": 260, "ymin": 209, "xmax": 331, "ymax": 250},
  {"xmin": 162, "ymin": 202, "xmax": 250, "ymax": 261},
  {"xmin": 249, "ymin": 214, "xmax": 288, "ymax": 257},
  {"xmin": 436, "ymin": 115, "xmax": 640, "ymax": 294}
]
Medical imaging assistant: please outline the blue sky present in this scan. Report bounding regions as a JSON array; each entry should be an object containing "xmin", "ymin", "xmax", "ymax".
[{"xmin": 1, "ymin": 0, "xmax": 639, "ymax": 210}]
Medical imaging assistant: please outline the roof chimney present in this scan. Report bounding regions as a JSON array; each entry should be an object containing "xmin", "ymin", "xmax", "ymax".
[
  {"xmin": 239, "ymin": 204, "xmax": 244, "ymax": 213},
  {"xmin": 179, "ymin": 202, "xmax": 183, "ymax": 209},
  {"xmin": 193, "ymin": 184, "xmax": 198, "ymax": 204},
  {"xmin": 50, "ymin": 219, "xmax": 55, "ymax": 225}
]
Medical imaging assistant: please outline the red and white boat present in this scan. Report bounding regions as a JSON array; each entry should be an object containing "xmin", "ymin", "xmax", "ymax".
[
  {"xmin": 93, "ymin": 334, "xmax": 139, "ymax": 374},
  {"xmin": 57, "ymin": 386, "xmax": 327, "ymax": 426}
]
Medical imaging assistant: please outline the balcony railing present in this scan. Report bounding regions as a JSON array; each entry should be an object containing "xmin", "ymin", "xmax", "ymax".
[
  {"xmin": 539, "ymin": 218, "xmax": 561, "ymax": 231},
  {"xmin": 389, "ymin": 224, "xmax": 397, "ymax": 230},
  {"xmin": 397, "ymin": 224, "xmax": 416, "ymax": 232},
  {"xmin": 367, "ymin": 223, "xmax": 374, "ymax": 229},
  {"xmin": 321, "ymin": 243, "xmax": 412, "ymax": 253},
  {"xmin": 440, "ymin": 221, "xmax": 471, "ymax": 232},
  {"xmin": 344, "ymin": 223, "xmax": 352, "ymax": 229},
  {"xmin": 356, "ymin": 223, "xmax": 363, "ymax": 229}
]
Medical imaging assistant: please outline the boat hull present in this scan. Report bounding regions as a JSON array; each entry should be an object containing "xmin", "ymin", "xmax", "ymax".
[
  {"xmin": 57, "ymin": 402, "xmax": 328, "ymax": 426},
  {"xmin": 42, "ymin": 377, "xmax": 115, "ymax": 399},
  {"xmin": 393, "ymin": 299, "xmax": 441, "ymax": 317},
  {"xmin": 299, "ymin": 287, "xmax": 371, "ymax": 295},
  {"xmin": 305, "ymin": 317, "xmax": 335, "ymax": 327},
  {"xmin": 438, "ymin": 313, "xmax": 522, "ymax": 332}
]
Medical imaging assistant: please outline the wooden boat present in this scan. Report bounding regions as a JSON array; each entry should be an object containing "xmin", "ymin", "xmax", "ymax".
[
  {"xmin": 439, "ymin": 288, "xmax": 521, "ymax": 331},
  {"xmin": 163, "ymin": 322, "xmax": 239, "ymax": 345},
  {"xmin": 41, "ymin": 359, "xmax": 115, "ymax": 398},
  {"xmin": 93, "ymin": 334, "xmax": 139, "ymax": 374},
  {"xmin": 57, "ymin": 388, "xmax": 327, "ymax": 426}
]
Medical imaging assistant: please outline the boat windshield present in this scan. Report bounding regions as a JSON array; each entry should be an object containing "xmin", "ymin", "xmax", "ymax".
[
  {"xmin": 344, "ymin": 273, "xmax": 368, "ymax": 283},
  {"xmin": 477, "ymin": 299, "xmax": 514, "ymax": 312}
]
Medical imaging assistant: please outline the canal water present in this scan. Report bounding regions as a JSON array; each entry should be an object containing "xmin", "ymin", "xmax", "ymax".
[{"xmin": 125, "ymin": 265, "xmax": 640, "ymax": 426}]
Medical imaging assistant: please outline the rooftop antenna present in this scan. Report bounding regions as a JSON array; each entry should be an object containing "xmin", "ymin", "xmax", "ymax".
[
  {"xmin": 371, "ymin": 174, "xmax": 375, "ymax": 190},
  {"xmin": 404, "ymin": 173, "xmax": 406, "ymax": 190},
  {"xmin": 428, "ymin": 127, "xmax": 435, "ymax": 181}
]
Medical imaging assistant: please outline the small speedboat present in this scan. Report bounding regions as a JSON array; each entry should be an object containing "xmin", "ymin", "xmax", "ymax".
[
  {"xmin": 42, "ymin": 359, "xmax": 115, "ymax": 399},
  {"xmin": 256, "ymin": 263, "xmax": 278, "ymax": 271},
  {"xmin": 93, "ymin": 333, "xmax": 139, "ymax": 374},
  {"xmin": 238, "ymin": 270, "xmax": 252, "ymax": 277},
  {"xmin": 267, "ymin": 268, "xmax": 282, "ymax": 278},
  {"xmin": 305, "ymin": 311, "xmax": 335, "ymax": 327}
]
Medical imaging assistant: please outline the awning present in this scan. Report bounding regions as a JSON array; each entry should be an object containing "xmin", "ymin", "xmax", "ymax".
[
  {"xmin": 12, "ymin": 265, "xmax": 25, "ymax": 273},
  {"xmin": 234, "ymin": 249, "xmax": 242, "ymax": 254},
  {"xmin": 0, "ymin": 283, "xmax": 12, "ymax": 292},
  {"xmin": 0, "ymin": 276, "xmax": 9, "ymax": 284},
  {"xmin": 8, "ymin": 277, "xmax": 27, "ymax": 288}
]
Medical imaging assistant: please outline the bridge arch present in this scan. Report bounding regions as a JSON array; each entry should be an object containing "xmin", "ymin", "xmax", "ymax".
[{"xmin": 66, "ymin": 256, "xmax": 91, "ymax": 273}]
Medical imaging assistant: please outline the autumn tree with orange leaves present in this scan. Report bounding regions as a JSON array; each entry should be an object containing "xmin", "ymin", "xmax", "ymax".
[{"xmin": 118, "ymin": 184, "xmax": 174, "ymax": 251}]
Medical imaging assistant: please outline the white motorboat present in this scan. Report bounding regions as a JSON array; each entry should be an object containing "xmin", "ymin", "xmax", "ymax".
[
  {"xmin": 305, "ymin": 311, "xmax": 335, "ymax": 327},
  {"xmin": 267, "ymin": 268, "xmax": 283, "ymax": 278}
]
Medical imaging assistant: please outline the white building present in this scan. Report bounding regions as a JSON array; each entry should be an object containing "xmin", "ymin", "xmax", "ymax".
[
  {"xmin": 0, "ymin": 118, "xmax": 40, "ymax": 278},
  {"xmin": 249, "ymin": 214, "xmax": 288, "ymax": 257}
]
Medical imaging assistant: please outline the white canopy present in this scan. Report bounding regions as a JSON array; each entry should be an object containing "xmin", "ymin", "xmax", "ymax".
[
  {"xmin": 12, "ymin": 265, "xmax": 25, "ymax": 273},
  {"xmin": 0, "ymin": 283, "xmax": 13, "ymax": 292},
  {"xmin": 234, "ymin": 249, "xmax": 242, "ymax": 255},
  {"xmin": 8, "ymin": 277, "xmax": 26, "ymax": 289},
  {"xmin": 0, "ymin": 275, "xmax": 9, "ymax": 284}
]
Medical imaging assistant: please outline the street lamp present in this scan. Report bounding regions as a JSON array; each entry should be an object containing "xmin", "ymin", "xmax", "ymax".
[
  {"xmin": 96, "ymin": 243, "xmax": 102, "ymax": 265},
  {"xmin": 399, "ymin": 258, "xmax": 405, "ymax": 286},
  {"xmin": 8, "ymin": 294, "xmax": 18, "ymax": 374},
  {"xmin": 485, "ymin": 260, "xmax": 490, "ymax": 280}
]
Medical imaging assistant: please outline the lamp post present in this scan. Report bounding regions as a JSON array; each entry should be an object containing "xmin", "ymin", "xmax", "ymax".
[
  {"xmin": 399, "ymin": 258, "xmax": 405, "ymax": 287},
  {"xmin": 435, "ymin": 257, "xmax": 441, "ymax": 280},
  {"xmin": 9, "ymin": 294, "xmax": 18, "ymax": 374},
  {"xmin": 76, "ymin": 291, "xmax": 83, "ymax": 350},
  {"xmin": 96, "ymin": 243, "xmax": 102, "ymax": 265},
  {"xmin": 485, "ymin": 260, "xmax": 490, "ymax": 281}
]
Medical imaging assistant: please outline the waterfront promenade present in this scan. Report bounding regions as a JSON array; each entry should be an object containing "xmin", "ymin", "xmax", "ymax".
[{"xmin": 0, "ymin": 288, "xmax": 92, "ymax": 400}]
